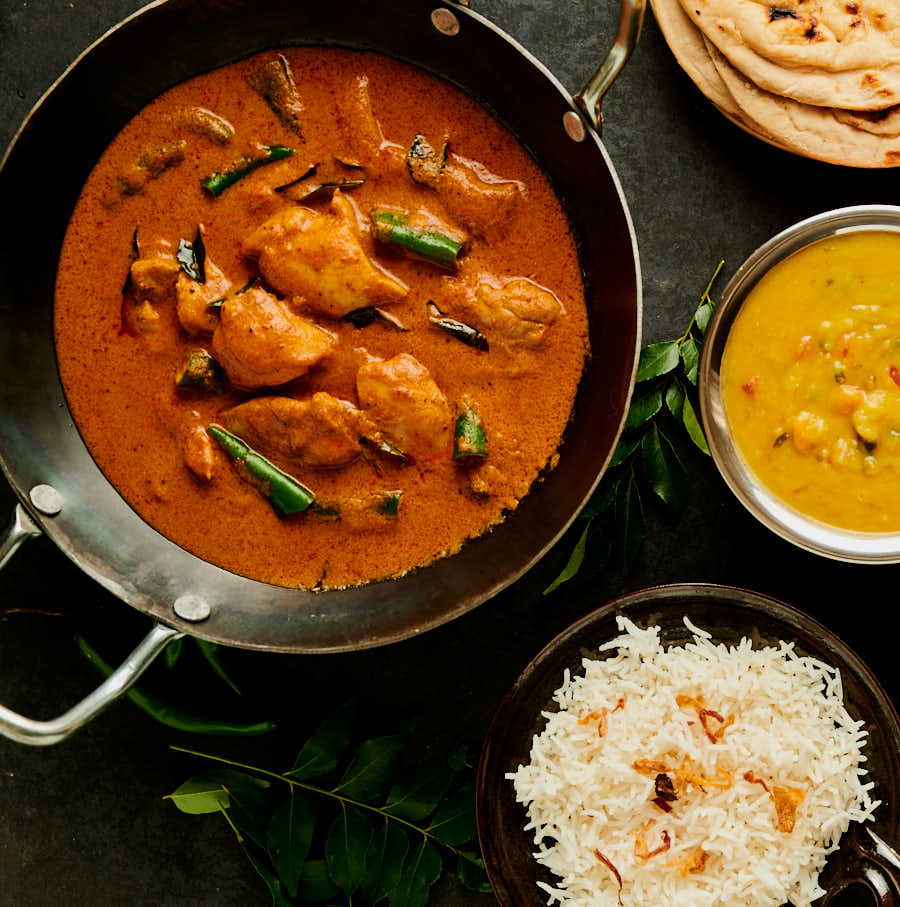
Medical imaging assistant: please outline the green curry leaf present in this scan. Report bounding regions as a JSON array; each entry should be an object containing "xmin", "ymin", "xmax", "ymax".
[
  {"xmin": 680, "ymin": 335, "xmax": 700, "ymax": 385},
  {"xmin": 641, "ymin": 425, "xmax": 688, "ymax": 515},
  {"xmin": 325, "ymin": 803, "xmax": 373, "ymax": 896},
  {"xmin": 385, "ymin": 761, "xmax": 453, "ymax": 822},
  {"xmin": 266, "ymin": 788, "xmax": 316, "ymax": 897},
  {"xmin": 334, "ymin": 731, "xmax": 409, "ymax": 802},
  {"xmin": 682, "ymin": 393, "xmax": 710, "ymax": 455},
  {"xmin": 636, "ymin": 339, "xmax": 680, "ymax": 382},
  {"xmin": 624, "ymin": 387, "xmax": 663, "ymax": 431},
  {"xmin": 614, "ymin": 466, "xmax": 645, "ymax": 576},
  {"xmin": 456, "ymin": 850, "xmax": 493, "ymax": 893},
  {"xmin": 544, "ymin": 521, "xmax": 591, "ymax": 595},
  {"xmin": 388, "ymin": 838, "xmax": 443, "ymax": 907},
  {"xmin": 287, "ymin": 699, "xmax": 357, "ymax": 780},
  {"xmin": 362, "ymin": 818, "xmax": 410, "ymax": 905}
]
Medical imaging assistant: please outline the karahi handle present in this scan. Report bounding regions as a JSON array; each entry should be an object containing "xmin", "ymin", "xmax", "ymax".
[
  {"xmin": 0, "ymin": 503, "xmax": 183, "ymax": 746},
  {"xmin": 574, "ymin": 0, "xmax": 647, "ymax": 133}
]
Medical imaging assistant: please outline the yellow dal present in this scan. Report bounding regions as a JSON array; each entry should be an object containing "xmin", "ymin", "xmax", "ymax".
[{"xmin": 722, "ymin": 230, "xmax": 900, "ymax": 532}]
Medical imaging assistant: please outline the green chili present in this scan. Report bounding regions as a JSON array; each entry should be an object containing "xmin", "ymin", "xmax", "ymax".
[
  {"xmin": 454, "ymin": 407, "xmax": 487, "ymax": 460},
  {"xmin": 371, "ymin": 207, "xmax": 463, "ymax": 270},
  {"xmin": 175, "ymin": 349, "xmax": 224, "ymax": 394},
  {"xmin": 207, "ymin": 425, "xmax": 315, "ymax": 516},
  {"xmin": 375, "ymin": 490, "xmax": 402, "ymax": 516},
  {"xmin": 76, "ymin": 636, "xmax": 276, "ymax": 736},
  {"xmin": 202, "ymin": 145, "xmax": 293, "ymax": 197}
]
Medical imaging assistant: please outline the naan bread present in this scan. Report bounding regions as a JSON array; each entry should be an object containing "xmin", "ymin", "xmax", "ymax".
[
  {"xmin": 651, "ymin": 0, "xmax": 793, "ymax": 148},
  {"xmin": 680, "ymin": 0, "xmax": 900, "ymax": 109},
  {"xmin": 705, "ymin": 36, "xmax": 900, "ymax": 166}
]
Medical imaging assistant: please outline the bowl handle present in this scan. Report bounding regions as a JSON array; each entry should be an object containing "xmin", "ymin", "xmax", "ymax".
[
  {"xmin": 821, "ymin": 827, "xmax": 900, "ymax": 906},
  {"xmin": 574, "ymin": 0, "xmax": 646, "ymax": 133},
  {"xmin": 0, "ymin": 503, "xmax": 183, "ymax": 745}
]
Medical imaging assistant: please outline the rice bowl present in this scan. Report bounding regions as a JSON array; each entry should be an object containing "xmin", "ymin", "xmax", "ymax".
[{"xmin": 508, "ymin": 615, "xmax": 880, "ymax": 906}]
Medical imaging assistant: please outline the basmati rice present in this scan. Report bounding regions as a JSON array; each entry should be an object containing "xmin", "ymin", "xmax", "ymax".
[{"xmin": 507, "ymin": 615, "xmax": 880, "ymax": 906}]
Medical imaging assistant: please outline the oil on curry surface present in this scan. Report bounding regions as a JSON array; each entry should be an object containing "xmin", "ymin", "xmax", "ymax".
[
  {"xmin": 722, "ymin": 231, "xmax": 900, "ymax": 532},
  {"xmin": 54, "ymin": 49, "xmax": 589, "ymax": 588}
]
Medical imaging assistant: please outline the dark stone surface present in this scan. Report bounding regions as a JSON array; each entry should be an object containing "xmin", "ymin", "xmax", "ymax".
[{"xmin": 0, "ymin": 1, "xmax": 898, "ymax": 904}]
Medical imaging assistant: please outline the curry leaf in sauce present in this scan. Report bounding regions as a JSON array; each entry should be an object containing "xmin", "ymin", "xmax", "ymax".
[
  {"xmin": 168, "ymin": 702, "xmax": 489, "ymax": 905},
  {"xmin": 545, "ymin": 261, "xmax": 723, "ymax": 593},
  {"xmin": 176, "ymin": 226, "xmax": 206, "ymax": 283}
]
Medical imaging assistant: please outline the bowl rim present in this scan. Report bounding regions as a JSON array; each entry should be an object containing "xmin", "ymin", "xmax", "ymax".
[
  {"xmin": 699, "ymin": 204, "xmax": 900, "ymax": 563},
  {"xmin": 475, "ymin": 580, "xmax": 900, "ymax": 905}
]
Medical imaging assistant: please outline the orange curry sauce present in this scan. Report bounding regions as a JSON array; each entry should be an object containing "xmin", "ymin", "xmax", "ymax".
[{"xmin": 54, "ymin": 48, "xmax": 588, "ymax": 588}]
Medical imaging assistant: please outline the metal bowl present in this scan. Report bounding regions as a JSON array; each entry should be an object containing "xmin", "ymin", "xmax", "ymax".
[
  {"xmin": 699, "ymin": 205, "xmax": 900, "ymax": 563},
  {"xmin": 476, "ymin": 583, "xmax": 900, "ymax": 906}
]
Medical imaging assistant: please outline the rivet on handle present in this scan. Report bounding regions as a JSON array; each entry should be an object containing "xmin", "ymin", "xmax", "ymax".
[
  {"xmin": 173, "ymin": 594, "xmax": 211, "ymax": 622},
  {"xmin": 563, "ymin": 111, "xmax": 586, "ymax": 143},
  {"xmin": 29, "ymin": 484, "xmax": 63, "ymax": 516},
  {"xmin": 431, "ymin": 8, "xmax": 460, "ymax": 36}
]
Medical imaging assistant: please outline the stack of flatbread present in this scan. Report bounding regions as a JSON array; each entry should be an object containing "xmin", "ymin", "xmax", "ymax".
[{"xmin": 651, "ymin": 0, "xmax": 900, "ymax": 167}]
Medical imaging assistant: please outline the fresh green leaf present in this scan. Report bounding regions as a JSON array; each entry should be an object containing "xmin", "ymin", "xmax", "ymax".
[
  {"xmin": 325, "ymin": 804, "xmax": 373, "ymax": 896},
  {"xmin": 614, "ymin": 467, "xmax": 645, "ymax": 575},
  {"xmin": 362, "ymin": 818, "xmax": 410, "ymax": 905},
  {"xmin": 682, "ymin": 394, "xmax": 710, "ymax": 455},
  {"xmin": 694, "ymin": 301, "xmax": 713, "ymax": 335},
  {"xmin": 665, "ymin": 380, "xmax": 685, "ymax": 420},
  {"xmin": 385, "ymin": 762, "xmax": 453, "ymax": 822},
  {"xmin": 287, "ymin": 700, "xmax": 357, "ymax": 780},
  {"xmin": 297, "ymin": 859, "xmax": 339, "ymax": 904},
  {"xmin": 165, "ymin": 637, "xmax": 184, "ymax": 670},
  {"xmin": 680, "ymin": 335, "xmax": 700, "ymax": 385},
  {"xmin": 267, "ymin": 788, "xmax": 316, "ymax": 897},
  {"xmin": 220, "ymin": 771, "xmax": 272, "ymax": 850},
  {"xmin": 456, "ymin": 850, "xmax": 492, "ymax": 893},
  {"xmin": 240, "ymin": 840, "xmax": 292, "ymax": 907},
  {"xmin": 624, "ymin": 387, "xmax": 663, "ymax": 431},
  {"xmin": 194, "ymin": 639, "xmax": 242, "ymax": 696},
  {"xmin": 635, "ymin": 340, "xmax": 680, "ymax": 382},
  {"xmin": 544, "ymin": 521, "xmax": 590, "ymax": 595},
  {"xmin": 426, "ymin": 782, "xmax": 476, "ymax": 847},
  {"xmin": 581, "ymin": 477, "xmax": 619, "ymax": 522},
  {"xmin": 388, "ymin": 838, "xmax": 442, "ymax": 907},
  {"xmin": 334, "ymin": 731, "xmax": 408, "ymax": 802},
  {"xmin": 447, "ymin": 745, "xmax": 468, "ymax": 773},
  {"xmin": 641, "ymin": 425, "xmax": 687, "ymax": 515},
  {"xmin": 166, "ymin": 775, "xmax": 231, "ymax": 815},
  {"xmin": 608, "ymin": 435, "xmax": 640, "ymax": 468}
]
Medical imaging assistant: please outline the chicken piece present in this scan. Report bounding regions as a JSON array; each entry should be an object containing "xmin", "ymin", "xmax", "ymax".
[
  {"xmin": 222, "ymin": 393, "xmax": 380, "ymax": 469},
  {"xmin": 356, "ymin": 354, "xmax": 452, "ymax": 462},
  {"xmin": 341, "ymin": 74, "xmax": 406, "ymax": 169},
  {"xmin": 211, "ymin": 287, "xmax": 336, "ymax": 388},
  {"xmin": 176, "ymin": 260, "xmax": 233, "ymax": 335},
  {"xmin": 437, "ymin": 154, "xmax": 523, "ymax": 237},
  {"xmin": 130, "ymin": 255, "xmax": 181, "ymax": 303},
  {"xmin": 243, "ymin": 190, "xmax": 408, "ymax": 318},
  {"xmin": 182, "ymin": 425, "xmax": 215, "ymax": 483},
  {"xmin": 441, "ymin": 276, "xmax": 563, "ymax": 348}
]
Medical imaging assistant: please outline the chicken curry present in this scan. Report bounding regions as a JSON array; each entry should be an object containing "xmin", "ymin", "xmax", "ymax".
[{"xmin": 54, "ymin": 48, "xmax": 588, "ymax": 588}]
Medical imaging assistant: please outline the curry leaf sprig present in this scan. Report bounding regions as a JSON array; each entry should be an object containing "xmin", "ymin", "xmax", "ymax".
[
  {"xmin": 77, "ymin": 634, "xmax": 276, "ymax": 736},
  {"xmin": 166, "ymin": 701, "xmax": 492, "ymax": 906},
  {"xmin": 545, "ymin": 262, "xmax": 724, "ymax": 592}
]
